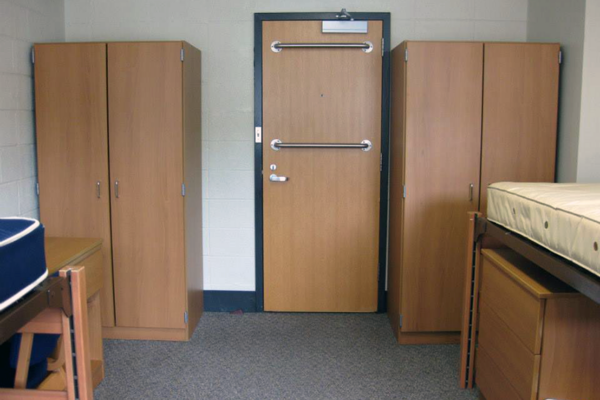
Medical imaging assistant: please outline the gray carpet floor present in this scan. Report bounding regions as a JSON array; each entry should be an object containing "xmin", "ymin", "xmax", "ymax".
[{"xmin": 94, "ymin": 313, "xmax": 480, "ymax": 399}]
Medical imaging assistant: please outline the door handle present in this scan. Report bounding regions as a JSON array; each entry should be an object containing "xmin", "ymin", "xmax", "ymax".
[
  {"xmin": 269, "ymin": 174, "xmax": 289, "ymax": 182},
  {"xmin": 114, "ymin": 180, "xmax": 119, "ymax": 198},
  {"xmin": 96, "ymin": 181, "xmax": 101, "ymax": 198},
  {"xmin": 469, "ymin": 183, "xmax": 474, "ymax": 202}
]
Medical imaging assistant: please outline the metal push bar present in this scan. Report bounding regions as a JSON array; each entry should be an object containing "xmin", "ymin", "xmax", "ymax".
[
  {"xmin": 270, "ymin": 139, "xmax": 372, "ymax": 151},
  {"xmin": 270, "ymin": 41, "xmax": 373, "ymax": 53}
]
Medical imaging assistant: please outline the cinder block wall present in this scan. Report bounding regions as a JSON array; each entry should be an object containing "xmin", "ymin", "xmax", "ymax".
[
  {"xmin": 0, "ymin": 0, "xmax": 64, "ymax": 218},
  {"xmin": 63, "ymin": 0, "xmax": 529, "ymax": 292},
  {"xmin": 0, "ymin": 0, "xmax": 529, "ymax": 291}
]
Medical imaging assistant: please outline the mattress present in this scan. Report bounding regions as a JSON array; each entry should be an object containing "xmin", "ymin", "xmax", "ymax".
[
  {"xmin": 0, "ymin": 218, "xmax": 48, "ymax": 312},
  {"xmin": 487, "ymin": 182, "xmax": 600, "ymax": 278}
]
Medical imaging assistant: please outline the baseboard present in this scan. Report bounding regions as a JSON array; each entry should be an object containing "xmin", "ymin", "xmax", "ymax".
[
  {"xmin": 203, "ymin": 291, "xmax": 383, "ymax": 313},
  {"xmin": 102, "ymin": 326, "xmax": 188, "ymax": 341},
  {"xmin": 396, "ymin": 330, "xmax": 461, "ymax": 345},
  {"xmin": 204, "ymin": 290, "xmax": 256, "ymax": 312}
]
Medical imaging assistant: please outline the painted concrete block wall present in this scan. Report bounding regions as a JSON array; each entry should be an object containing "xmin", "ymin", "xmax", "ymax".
[
  {"xmin": 0, "ymin": 0, "xmax": 64, "ymax": 218},
  {"xmin": 63, "ymin": 0, "xmax": 529, "ymax": 291},
  {"xmin": 577, "ymin": 0, "xmax": 600, "ymax": 183},
  {"xmin": 528, "ymin": 0, "xmax": 600, "ymax": 183},
  {"xmin": 527, "ymin": 0, "xmax": 586, "ymax": 183}
]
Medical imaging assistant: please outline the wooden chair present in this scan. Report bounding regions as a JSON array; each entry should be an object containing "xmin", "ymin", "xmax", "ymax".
[{"xmin": 0, "ymin": 267, "xmax": 93, "ymax": 400}]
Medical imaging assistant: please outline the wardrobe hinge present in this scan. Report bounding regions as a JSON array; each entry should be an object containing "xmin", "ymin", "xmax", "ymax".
[
  {"xmin": 399, "ymin": 314, "xmax": 403, "ymax": 327},
  {"xmin": 184, "ymin": 311, "xmax": 188, "ymax": 324},
  {"xmin": 181, "ymin": 183, "xmax": 186, "ymax": 196},
  {"xmin": 381, "ymin": 38, "xmax": 384, "ymax": 57},
  {"xmin": 404, "ymin": 48, "xmax": 408, "ymax": 62},
  {"xmin": 403, "ymin": 185, "xmax": 407, "ymax": 199},
  {"xmin": 31, "ymin": 47, "xmax": 35, "ymax": 64},
  {"xmin": 559, "ymin": 50, "xmax": 562, "ymax": 64},
  {"xmin": 36, "ymin": 182, "xmax": 39, "ymax": 196},
  {"xmin": 180, "ymin": 48, "xmax": 184, "ymax": 62},
  {"xmin": 380, "ymin": 153, "xmax": 383, "ymax": 171}
]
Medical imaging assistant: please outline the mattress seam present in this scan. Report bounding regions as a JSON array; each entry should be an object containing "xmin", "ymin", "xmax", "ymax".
[
  {"xmin": 0, "ymin": 218, "xmax": 41, "ymax": 247},
  {"xmin": 0, "ymin": 269, "xmax": 49, "ymax": 312}
]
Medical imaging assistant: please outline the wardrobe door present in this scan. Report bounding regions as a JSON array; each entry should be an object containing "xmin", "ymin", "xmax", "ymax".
[
  {"xmin": 34, "ymin": 43, "xmax": 115, "ymax": 327},
  {"xmin": 480, "ymin": 43, "xmax": 559, "ymax": 213},
  {"xmin": 401, "ymin": 42, "xmax": 483, "ymax": 332},
  {"xmin": 387, "ymin": 42, "xmax": 408, "ymax": 338},
  {"xmin": 108, "ymin": 42, "xmax": 186, "ymax": 329}
]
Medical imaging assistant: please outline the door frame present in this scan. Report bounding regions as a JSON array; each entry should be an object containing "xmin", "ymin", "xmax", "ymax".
[{"xmin": 254, "ymin": 12, "xmax": 391, "ymax": 312}]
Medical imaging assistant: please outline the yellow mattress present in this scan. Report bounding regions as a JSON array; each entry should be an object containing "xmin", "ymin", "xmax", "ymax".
[{"xmin": 487, "ymin": 182, "xmax": 600, "ymax": 278}]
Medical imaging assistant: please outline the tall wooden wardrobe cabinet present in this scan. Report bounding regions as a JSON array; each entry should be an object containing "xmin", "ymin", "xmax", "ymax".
[
  {"xmin": 387, "ymin": 41, "xmax": 559, "ymax": 344},
  {"xmin": 34, "ymin": 41, "xmax": 203, "ymax": 341}
]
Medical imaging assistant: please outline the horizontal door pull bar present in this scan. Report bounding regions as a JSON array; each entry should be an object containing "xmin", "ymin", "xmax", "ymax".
[
  {"xmin": 270, "ymin": 41, "xmax": 373, "ymax": 53},
  {"xmin": 270, "ymin": 139, "xmax": 372, "ymax": 152}
]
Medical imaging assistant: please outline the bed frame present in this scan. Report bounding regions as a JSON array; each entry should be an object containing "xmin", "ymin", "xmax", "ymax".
[
  {"xmin": 459, "ymin": 211, "xmax": 600, "ymax": 389},
  {"xmin": 0, "ymin": 267, "xmax": 92, "ymax": 399}
]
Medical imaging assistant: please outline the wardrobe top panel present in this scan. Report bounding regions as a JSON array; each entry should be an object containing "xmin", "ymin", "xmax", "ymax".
[
  {"xmin": 397, "ymin": 40, "xmax": 560, "ymax": 47},
  {"xmin": 34, "ymin": 40, "xmax": 194, "ymax": 47}
]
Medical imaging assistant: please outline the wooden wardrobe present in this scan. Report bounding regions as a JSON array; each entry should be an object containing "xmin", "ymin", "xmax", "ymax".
[
  {"xmin": 34, "ymin": 41, "xmax": 203, "ymax": 341},
  {"xmin": 387, "ymin": 41, "xmax": 559, "ymax": 344}
]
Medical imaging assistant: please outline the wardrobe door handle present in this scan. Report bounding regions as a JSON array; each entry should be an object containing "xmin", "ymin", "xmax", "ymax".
[
  {"xmin": 114, "ymin": 180, "xmax": 119, "ymax": 198},
  {"xmin": 96, "ymin": 181, "xmax": 101, "ymax": 198},
  {"xmin": 469, "ymin": 183, "xmax": 474, "ymax": 202}
]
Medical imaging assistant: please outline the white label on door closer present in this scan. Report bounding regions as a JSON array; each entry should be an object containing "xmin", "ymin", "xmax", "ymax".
[{"xmin": 322, "ymin": 21, "xmax": 368, "ymax": 34}]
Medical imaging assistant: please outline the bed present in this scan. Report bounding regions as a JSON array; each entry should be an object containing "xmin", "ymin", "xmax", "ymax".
[
  {"xmin": 0, "ymin": 228, "xmax": 94, "ymax": 398},
  {"xmin": 487, "ymin": 182, "xmax": 600, "ymax": 279},
  {"xmin": 459, "ymin": 182, "xmax": 600, "ymax": 389},
  {"xmin": 0, "ymin": 218, "xmax": 48, "ymax": 312}
]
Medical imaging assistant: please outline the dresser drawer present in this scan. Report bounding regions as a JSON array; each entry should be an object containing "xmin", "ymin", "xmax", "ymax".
[
  {"xmin": 476, "ymin": 347, "xmax": 522, "ymax": 400},
  {"xmin": 479, "ymin": 301, "xmax": 540, "ymax": 400},
  {"xmin": 480, "ymin": 254, "xmax": 544, "ymax": 353}
]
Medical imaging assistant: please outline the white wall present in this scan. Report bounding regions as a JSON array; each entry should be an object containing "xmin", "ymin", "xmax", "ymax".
[
  {"xmin": 528, "ymin": 0, "xmax": 600, "ymax": 183},
  {"xmin": 577, "ymin": 0, "xmax": 600, "ymax": 182},
  {"xmin": 0, "ymin": 0, "xmax": 64, "ymax": 218},
  {"xmin": 63, "ymin": 0, "xmax": 529, "ymax": 291},
  {"xmin": 527, "ymin": 0, "xmax": 586, "ymax": 183}
]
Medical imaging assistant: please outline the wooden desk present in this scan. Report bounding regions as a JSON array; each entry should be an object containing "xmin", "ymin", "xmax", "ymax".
[{"xmin": 43, "ymin": 237, "xmax": 104, "ymax": 389}]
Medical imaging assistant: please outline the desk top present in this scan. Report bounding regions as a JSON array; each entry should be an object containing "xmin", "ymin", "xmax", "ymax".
[{"xmin": 45, "ymin": 237, "xmax": 102, "ymax": 275}]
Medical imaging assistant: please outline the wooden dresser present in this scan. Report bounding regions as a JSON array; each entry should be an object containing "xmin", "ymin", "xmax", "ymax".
[{"xmin": 477, "ymin": 249, "xmax": 600, "ymax": 400}]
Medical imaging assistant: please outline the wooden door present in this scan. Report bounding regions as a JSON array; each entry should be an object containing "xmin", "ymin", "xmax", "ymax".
[
  {"xmin": 480, "ymin": 43, "xmax": 559, "ymax": 214},
  {"xmin": 262, "ymin": 21, "xmax": 383, "ymax": 312},
  {"xmin": 108, "ymin": 42, "xmax": 186, "ymax": 329},
  {"xmin": 401, "ymin": 42, "xmax": 483, "ymax": 332},
  {"xmin": 34, "ymin": 43, "xmax": 115, "ymax": 327}
]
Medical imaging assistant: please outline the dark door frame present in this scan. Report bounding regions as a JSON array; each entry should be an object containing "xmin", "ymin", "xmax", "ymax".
[{"xmin": 254, "ymin": 12, "xmax": 391, "ymax": 312}]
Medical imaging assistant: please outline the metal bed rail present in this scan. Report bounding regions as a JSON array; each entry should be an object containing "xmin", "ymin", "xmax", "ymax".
[
  {"xmin": 0, "ymin": 276, "xmax": 71, "ymax": 345},
  {"xmin": 474, "ymin": 215, "xmax": 600, "ymax": 305}
]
